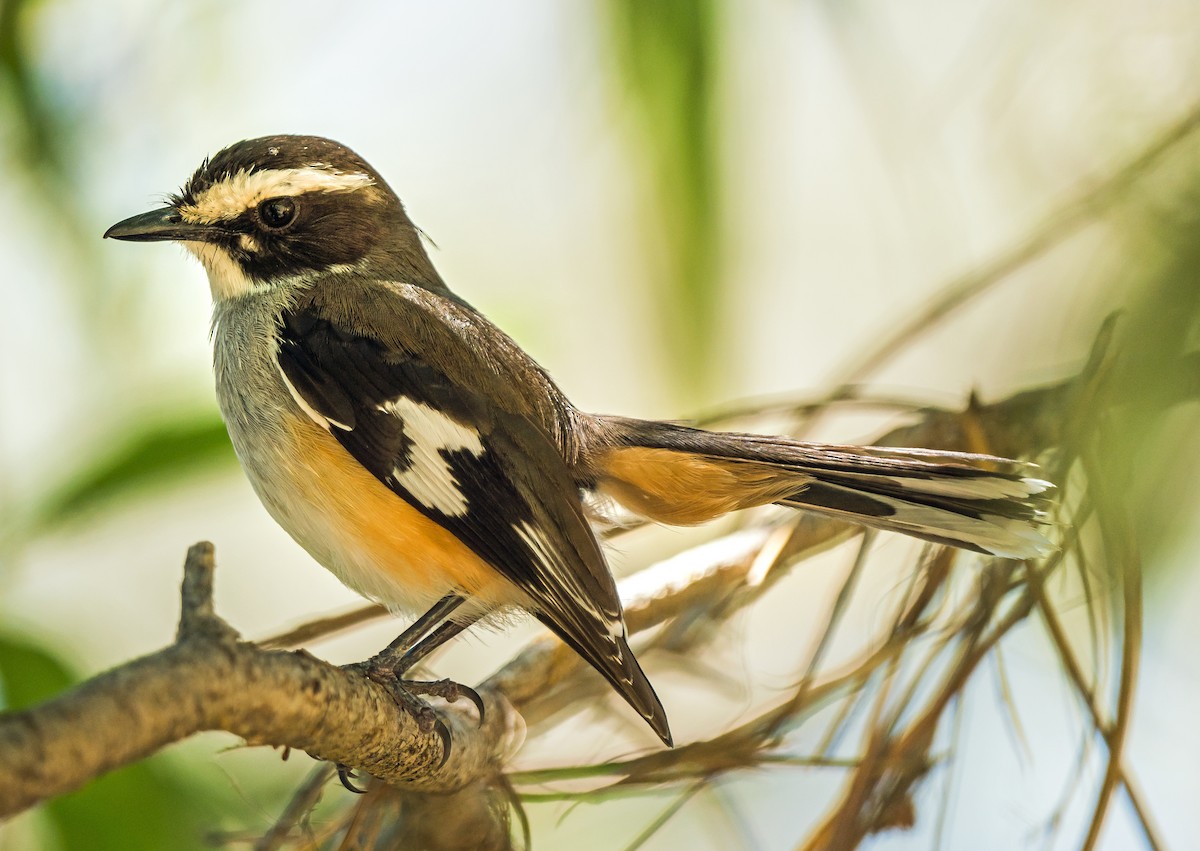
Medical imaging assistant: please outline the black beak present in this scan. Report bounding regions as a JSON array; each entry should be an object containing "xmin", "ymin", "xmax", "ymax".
[{"xmin": 104, "ymin": 207, "xmax": 221, "ymax": 243}]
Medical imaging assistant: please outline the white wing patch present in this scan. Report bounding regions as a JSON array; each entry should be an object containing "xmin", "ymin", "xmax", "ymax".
[
  {"xmin": 180, "ymin": 166, "xmax": 374, "ymax": 225},
  {"xmin": 381, "ymin": 397, "xmax": 485, "ymax": 516}
]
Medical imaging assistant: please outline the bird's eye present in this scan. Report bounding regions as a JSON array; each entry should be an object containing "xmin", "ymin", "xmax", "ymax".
[{"xmin": 258, "ymin": 197, "xmax": 297, "ymax": 230}]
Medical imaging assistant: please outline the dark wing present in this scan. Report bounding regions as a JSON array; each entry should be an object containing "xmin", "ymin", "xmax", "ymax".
[{"xmin": 276, "ymin": 293, "xmax": 671, "ymax": 744}]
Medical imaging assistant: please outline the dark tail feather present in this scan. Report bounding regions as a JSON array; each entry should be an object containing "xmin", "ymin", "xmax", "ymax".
[
  {"xmin": 596, "ymin": 417, "xmax": 1054, "ymax": 559},
  {"xmin": 776, "ymin": 477, "xmax": 1052, "ymax": 558}
]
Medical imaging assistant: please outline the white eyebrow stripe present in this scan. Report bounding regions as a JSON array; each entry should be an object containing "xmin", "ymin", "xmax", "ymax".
[{"xmin": 180, "ymin": 166, "xmax": 374, "ymax": 223}]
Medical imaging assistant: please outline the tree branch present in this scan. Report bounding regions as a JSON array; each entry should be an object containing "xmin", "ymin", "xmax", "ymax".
[{"xmin": 0, "ymin": 543, "xmax": 519, "ymax": 816}]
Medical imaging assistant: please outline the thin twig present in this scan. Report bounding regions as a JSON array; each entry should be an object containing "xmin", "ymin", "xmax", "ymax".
[
  {"xmin": 1079, "ymin": 450, "xmax": 1147, "ymax": 851},
  {"xmin": 260, "ymin": 604, "xmax": 387, "ymax": 650},
  {"xmin": 1029, "ymin": 534, "xmax": 1165, "ymax": 851},
  {"xmin": 253, "ymin": 763, "xmax": 335, "ymax": 851},
  {"xmin": 830, "ymin": 100, "xmax": 1200, "ymax": 388}
]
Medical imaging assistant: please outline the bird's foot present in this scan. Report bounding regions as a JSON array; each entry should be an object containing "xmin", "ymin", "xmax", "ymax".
[
  {"xmin": 403, "ymin": 677, "xmax": 486, "ymax": 727},
  {"xmin": 340, "ymin": 662, "xmax": 485, "ymax": 779}
]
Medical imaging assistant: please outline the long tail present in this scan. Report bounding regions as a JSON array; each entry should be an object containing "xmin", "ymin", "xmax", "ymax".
[{"xmin": 592, "ymin": 417, "xmax": 1054, "ymax": 559}]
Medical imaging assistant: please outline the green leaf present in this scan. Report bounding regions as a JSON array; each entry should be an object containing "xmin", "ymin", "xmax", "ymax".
[
  {"xmin": 0, "ymin": 632, "xmax": 74, "ymax": 710},
  {"xmin": 26, "ymin": 413, "xmax": 235, "ymax": 536},
  {"xmin": 45, "ymin": 761, "xmax": 216, "ymax": 851}
]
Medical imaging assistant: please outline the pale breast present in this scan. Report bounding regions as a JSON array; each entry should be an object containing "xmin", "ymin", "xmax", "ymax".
[{"xmin": 211, "ymin": 291, "xmax": 517, "ymax": 617}]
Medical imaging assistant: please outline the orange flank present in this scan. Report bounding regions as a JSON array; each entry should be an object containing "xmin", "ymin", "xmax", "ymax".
[
  {"xmin": 596, "ymin": 446, "xmax": 805, "ymax": 526},
  {"xmin": 280, "ymin": 413, "xmax": 520, "ymax": 611}
]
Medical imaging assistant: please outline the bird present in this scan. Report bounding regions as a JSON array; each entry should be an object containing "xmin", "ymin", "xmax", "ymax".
[{"xmin": 105, "ymin": 134, "xmax": 1052, "ymax": 772}]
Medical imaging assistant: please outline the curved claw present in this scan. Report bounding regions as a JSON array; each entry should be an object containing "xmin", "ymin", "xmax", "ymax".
[
  {"xmin": 458, "ymin": 683, "xmax": 486, "ymax": 726},
  {"xmin": 406, "ymin": 678, "xmax": 485, "ymax": 726},
  {"xmin": 432, "ymin": 715, "xmax": 453, "ymax": 768},
  {"xmin": 336, "ymin": 763, "xmax": 369, "ymax": 794}
]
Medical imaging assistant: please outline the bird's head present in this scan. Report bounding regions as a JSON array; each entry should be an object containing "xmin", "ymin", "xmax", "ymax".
[{"xmin": 105, "ymin": 135, "xmax": 437, "ymax": 300}]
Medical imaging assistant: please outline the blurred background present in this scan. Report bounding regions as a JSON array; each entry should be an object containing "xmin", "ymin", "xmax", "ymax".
[{"xmin": 1, "ymin": 0, "xmax": 1199, "ymax": 848}]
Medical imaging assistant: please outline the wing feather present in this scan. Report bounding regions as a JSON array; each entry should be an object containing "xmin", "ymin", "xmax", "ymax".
[{"xmin": 276, "ymin": 284, "xmax": 671, "ymax": 743}]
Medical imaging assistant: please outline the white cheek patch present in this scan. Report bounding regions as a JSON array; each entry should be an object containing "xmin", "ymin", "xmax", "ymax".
[
  {"xmin": 180, "ymin": 166, "xmax": 374, "ymax": 224},
  {"xmin": 381, "ymin": 397, "xmax": 485, "ymax": 517},
  {"xmin": 184, "ymin": 242, "xmax": 263, "ymax": 301}
]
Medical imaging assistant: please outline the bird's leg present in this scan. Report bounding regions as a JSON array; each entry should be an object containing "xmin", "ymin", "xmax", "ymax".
[
  {"xmin": 381, "ymin": 619, "xmax": 487, "ymax": 721},
  {"xmin": 337, "ymin": 595, "xmax": 484, "ymax": 789},
  {"xmin": 365, "ymin": 593, "xmax": 467, "ymax": 666},
  {"xmin": 358, "ymin": 596, "xmax": 486, "ymax": 724}
]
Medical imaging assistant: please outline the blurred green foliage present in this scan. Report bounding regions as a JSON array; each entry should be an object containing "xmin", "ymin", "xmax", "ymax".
[
  {"xmin": 23, "ymin": 414, "xmax": 235, "ymax": 539},
  {"xmin": 1, "ymin": 0, "xmax": 136, "ymax": 330},
  {"xmin": 1095, "ymin": 171, "xmax": 1200, "ymax": 576},
  {"xmin": 605, "ymin": 0, "xmax": 723, "ymax": 403},
  {"xmin": 0, "ymin": 635, "xmax": 214, "ymax": 851},
  {"xmin": 0, "ymin": 0, "xmax": 65, "ymax": 172}
]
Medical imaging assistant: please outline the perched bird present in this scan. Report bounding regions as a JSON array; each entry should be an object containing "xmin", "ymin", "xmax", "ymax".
[{"xmin": 105, "ymin": 135, "xmax": 1052, "ymax": 766}]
